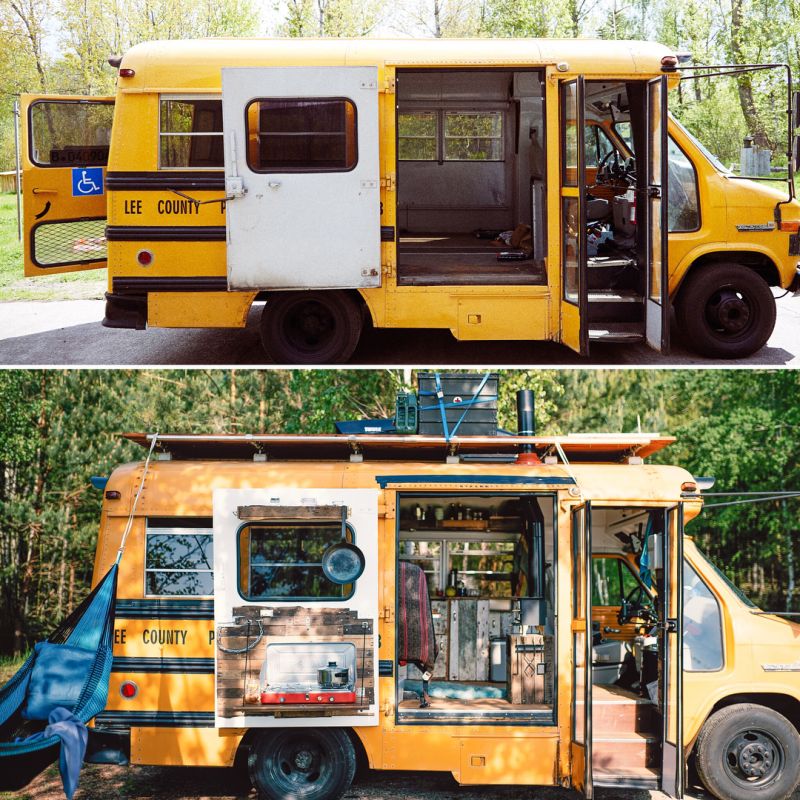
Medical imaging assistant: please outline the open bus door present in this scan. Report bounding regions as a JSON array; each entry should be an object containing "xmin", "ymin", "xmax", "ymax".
[
  {"xmin": 221, "ymin": 66, "xmax": 381, "ymax": 291},
  {"xmin": 661, "ymin": 504, "xmax": 685, "ymax": 796},
  {"xmin": 571, "ymin": 502, "xmax": 593, "ymax": 796},
  {"xmin": 645, "ymin": 76, "xmax": 670, "ymax": 352},
  {"xmin": 559, "ymin": 78, "xmax": 589, "ymax": 355},
  {"xmin": 20, "ymin": 95, "xmax": 114, "ymax": 276}
]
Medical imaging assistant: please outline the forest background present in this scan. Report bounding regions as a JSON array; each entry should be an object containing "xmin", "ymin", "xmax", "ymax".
[
  {"xmin": 0, "ymin": 368, "xmax": 798, "ymax": 656},
  {"xmin": 0, "ymin": 0, "xmax": 796, "ymax": 176}
]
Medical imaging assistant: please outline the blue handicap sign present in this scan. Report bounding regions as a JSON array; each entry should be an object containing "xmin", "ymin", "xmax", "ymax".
[{"xmin": 71, "ymin": 167, "xmax": 104, "ymax": 197}]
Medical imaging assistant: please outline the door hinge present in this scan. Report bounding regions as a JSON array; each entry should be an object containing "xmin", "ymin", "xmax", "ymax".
[
  {"xmin": 383, "ymin": 76, "xmax": 396, "ymax": 94},
  {"xmin": 382, "ymin": 605, "xmax": 394, "ymax": 622},
  {"xmin": 381, "ymin": 173, "xmax": 396, "ymax": 192},
  {"xmin": 382, "ymin": 261, "xmax": 395, "ymax": 279},
  {"xmin": 648, "ymin": 186, "xmax": 662, "ymax": 199},
  {"xmin": 657, "ymin": 618, "xmax": 678, "ymax": 633},
  {"xmin": 380, "ymin": 700, "xmax": 393, "ymax": 716}
]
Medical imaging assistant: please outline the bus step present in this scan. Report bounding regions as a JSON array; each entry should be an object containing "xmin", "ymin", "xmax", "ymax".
[
  {"xmin": 593, "ymin": 731, "xmax": 660, "ymax": 769},
  {"xmin": 587, "ymin": 291, "xmax": 643, "ymax": 323},
  {"xmin": 588, "ymin": 325, "xmax": 644, "ymax": 343},
  {"xmin": 593, "ymin": 765, "xmax": 659, "ymax": 789}
]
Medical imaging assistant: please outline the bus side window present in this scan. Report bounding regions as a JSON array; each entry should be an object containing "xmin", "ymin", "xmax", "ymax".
[
  {"xmin": 145, "ymin": 518, "xmax": 214, "ymax": 596},
  {"xmin": 683, "ymin": 560, "xmax": 724, "ymax": 671},
  {"xmin": 159, "ymin": 97, "xmax": 224, "ymax": 169}
]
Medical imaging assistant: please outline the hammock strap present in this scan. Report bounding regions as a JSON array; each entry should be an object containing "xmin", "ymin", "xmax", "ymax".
[{"xmin": 115, "ymin": 432, "xmax": 159, "ymax": 565}]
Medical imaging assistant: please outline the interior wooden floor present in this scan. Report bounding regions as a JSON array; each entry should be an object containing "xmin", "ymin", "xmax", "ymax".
[{"xmin": 398, "ymin": 233, "xmax": 546, "ymax": 286}]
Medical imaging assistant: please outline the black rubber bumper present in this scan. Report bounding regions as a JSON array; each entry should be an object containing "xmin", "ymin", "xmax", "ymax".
[
  {"xmin": 102, "ymin": 291, "xmax": 147, "ymax": 330},
  {"xmin": 790, "ymin": 266, "xmax": 800, "ymax": 294}
]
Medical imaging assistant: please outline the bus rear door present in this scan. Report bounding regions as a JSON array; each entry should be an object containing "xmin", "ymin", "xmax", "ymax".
[
  {"xmin": 20, "ymin": 95, "xmax": 114, "ymax": 276},
  {"xmin": 221, "ymin": 67, "xmax": 381, "ymax": 291}
]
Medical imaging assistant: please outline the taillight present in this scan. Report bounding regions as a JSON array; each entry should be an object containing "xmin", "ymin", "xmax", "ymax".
[
  {"xmin": 120, "ymin": 680, "xmax": 138, "ymax": 699},
  {"xmin": 137, "ymin": 249, "xmax": 154, "ymax": 266},
  {"xmin": 119, "ymin": 68, "xmax": 135, "ymax": 78}
]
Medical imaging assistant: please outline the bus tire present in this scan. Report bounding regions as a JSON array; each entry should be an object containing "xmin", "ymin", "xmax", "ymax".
[
  {"xmin": 248, "ymin": 728, "xmax": 356, "ymax": 800},
  {"xmin": 260, "ymin": 291, "xmax": 363, "ymax": 364},
  {"xmin": 694, "ymin": 703, "xmax": 800, "ymax": 800},
  {"xmin": 675, "ymin": 262, "xmax": 775, "ymax": 358}
]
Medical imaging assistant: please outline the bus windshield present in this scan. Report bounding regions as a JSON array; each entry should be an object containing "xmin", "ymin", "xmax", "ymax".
[
  {"xmin": 694, "ymin": 545, "xmax": 758, "ymax": 608},
  {"xmin": 669, "ymin": 116, "xmax": 732, "ymax": 174}
]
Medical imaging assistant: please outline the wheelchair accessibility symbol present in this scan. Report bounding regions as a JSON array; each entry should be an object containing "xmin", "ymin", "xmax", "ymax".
[{"xmin": 71, "ymin": 167, "xmax": 104, "ymax": 197}]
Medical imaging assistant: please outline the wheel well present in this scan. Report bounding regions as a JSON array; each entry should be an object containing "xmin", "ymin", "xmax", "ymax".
[
  {"xmin": 681, "ymin": 251, "xmax": 781, "ymax": 290},
  {"xmin": 705, "ymin": 693, "xmax": 800, "ymax": 737}
]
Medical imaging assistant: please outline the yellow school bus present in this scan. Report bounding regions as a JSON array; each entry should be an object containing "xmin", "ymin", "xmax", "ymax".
[
  {"xmin": 18, "ymin": 38, "xmax": 800, "ymax": 362},
  {"xmin": 73, "ymin": 421, "xmax": 800, "ymax": 800}
]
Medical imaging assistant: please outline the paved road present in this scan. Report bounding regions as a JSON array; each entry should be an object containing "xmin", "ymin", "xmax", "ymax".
[{"xmin": 0, "ymin": 291, "xmax": 798, "ymax": 366}]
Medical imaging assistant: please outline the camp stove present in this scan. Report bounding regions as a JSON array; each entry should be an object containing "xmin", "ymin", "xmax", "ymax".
[{"xmin": 259, "ymin": 642, "xmax": 358, "ymax": 705}]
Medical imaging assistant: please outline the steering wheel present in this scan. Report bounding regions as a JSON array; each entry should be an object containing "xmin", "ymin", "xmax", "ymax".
[
  {"xmin": 596, "ymin": 148, "xmax": 621, "ymax": 183},
  {"xmin": 618, "ymin": 585, "xmax": 656, "ymax": 625}
]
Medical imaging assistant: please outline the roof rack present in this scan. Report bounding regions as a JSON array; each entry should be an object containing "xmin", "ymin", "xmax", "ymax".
[{"xmin": 122, "ymin": 432, "xmax": 674, "ymax": 463}]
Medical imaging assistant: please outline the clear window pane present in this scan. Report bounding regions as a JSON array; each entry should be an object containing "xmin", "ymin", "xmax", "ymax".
[
  {"xmin": 562, "ymin": 196, "xmax": 580, "ymax": 303},
  {"xmin": 667, "ymin": 137, "xmax": 700, "ymax": 232},
  {"xmin": 398, "ymin": 112, "xmax": 437, "ymax": 160},
  {"xmin": 447, "ymin": 540, "xmax": 515, "ymax": 596},
  {"xmin": 145, "ymin": 520, "xmax": 213, "ymax": 597},
  {"xmin": 585, "ymin": 124, "xmax": 615, "ymax": 168},
  {"xmin": 30, "ymin": 101, "xmax": 113, "ymax": 167},
  {"xmin": 684, "ymin": 561, "xmax": 724, "ymax": 671},
  {"xmin": 444, "ymin": 112, "xmax": 503, "ymax": 161},
  {"xmin": 159, "ymin": 98, "xmax": 223, "ymax": 168},
  {"xmin": 562, "ymin": 83, "xmax": 578, "ymax": 186},
  {"xmin": 239, "ymin": 522, "xmax": 353, "ymax": 600},
  {"xmin": 246, "ymin": 98, "xmax": 357, "ymax": 172},
  {"xmin": 399, "ymin": 539, "xmax": 442, "ymax": 595}
]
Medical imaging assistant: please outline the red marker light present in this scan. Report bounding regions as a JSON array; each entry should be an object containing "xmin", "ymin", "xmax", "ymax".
[
  {"xmin": 119, "ymin": 68, "xmax": 135, "ymax": 78},
  {"xmin": 120, "ymin": 680, "xmax": 138, "ymax": 699},
  {"xmin": 137, "ymin": 249, "xmax": 153, "ymax": 266},
  {"xmin": 661, "ymin": 55, "xmax": 678, "ymax": 70}
]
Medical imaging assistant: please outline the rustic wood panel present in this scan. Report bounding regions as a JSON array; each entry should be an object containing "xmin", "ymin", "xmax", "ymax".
[
  {"xmin": 237, "ymin": 505, "xmax": 344, "ymax": 521},
  {"xmin": 217, "ymin": 605, "xmax": 374, "ymax": 719}
]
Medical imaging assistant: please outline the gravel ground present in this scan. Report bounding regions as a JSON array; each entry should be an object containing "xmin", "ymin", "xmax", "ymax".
[{"xmin": 5, "ymin": 763, "xmax": 720, "ymax": 800}]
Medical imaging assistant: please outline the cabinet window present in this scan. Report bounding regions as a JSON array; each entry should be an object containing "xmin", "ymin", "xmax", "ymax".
[
  {"xmin": 246, "ymin": 98, "xmax": 357, "ymax": 173},
  {"xmin": 238, "ymin": 522, "xmax": 355, "ymax": 600},
  {"xmin": 444, "ymin": 111, "xmax": 503, "ymax": 161},
  {"xmin": 29, "ymin": 100, "xmax": 113, "ymax": 168},
  {"xmin": 398, "ymin": 112, "xmax": 438, "ymax": 160},
  {"xmin": 159, "ymin": 98, "xmax": 223, "ymax": 169},
  {"xmin": 145, "ymin": 518, "xmax": 213, "ymax": 596}
]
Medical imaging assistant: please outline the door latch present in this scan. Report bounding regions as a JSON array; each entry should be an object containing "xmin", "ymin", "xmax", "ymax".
[
  {"xmin": 648, "ymin": 186, "xmax": 662, "ymax": 199},
  {"xmin": 656, "ymin": 618, "xmax": 678, "ymax": 633}
]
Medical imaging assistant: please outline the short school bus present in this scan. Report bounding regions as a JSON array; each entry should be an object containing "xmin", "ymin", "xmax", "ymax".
[
  {"xmin": 83, "ymin": 431, "xmax": 800, "ymax": 800},
  {"xmin": 19, "ymin": 38, "xmax": 800, "ymax": 362}
]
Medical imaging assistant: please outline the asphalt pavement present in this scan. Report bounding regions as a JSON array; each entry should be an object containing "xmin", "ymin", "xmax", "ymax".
[{"xmin": 0, "ymin": 290, "xmax": 798, "ymax": 366}]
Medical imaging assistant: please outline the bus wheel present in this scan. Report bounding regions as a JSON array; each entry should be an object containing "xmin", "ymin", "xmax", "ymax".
[
  {"xmin": 260, "ymin": 291, "xmax": 363, "ymax": 364},
  {"xmin": 676, "ymin": 263, "xmax": 776, "ymax": 358},
  {"xmin": 695, "ymin": 703, "xmax": 800, "ymax": 800},
  {"xmin": 248, "ymin": 728, "xmax": 356, "ymax": 800}
]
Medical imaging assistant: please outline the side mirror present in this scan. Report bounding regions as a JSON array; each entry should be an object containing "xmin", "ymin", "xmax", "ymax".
[
  {"xmin": 794, "ymin": 91, "xmax": 800, "ymax": 130},
  {"xmin": 793, "ymin": 135, "xmax": 800, "ymax": 172}
]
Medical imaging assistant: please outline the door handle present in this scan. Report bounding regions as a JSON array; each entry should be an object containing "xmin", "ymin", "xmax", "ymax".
[
  {"xmin": 32, "ymin": 188, "xmax": 58, "ymax": 195},
  {"xmin": 268, "ymin": 181, "xmax": 282, "ymax": 190}
]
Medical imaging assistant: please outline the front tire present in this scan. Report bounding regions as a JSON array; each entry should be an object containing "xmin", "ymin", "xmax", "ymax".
[
  {"xmin": 676, "ymin": 262, "xmax": 776, "ymax": 358},
  {"xmin": 695, "ymin": 703, "xmax": 800, "ymax": 800},
  {"xmin": 260, "ymin": 291, "xmax": 363, "ymax": 364},
  {"xmin": 248, "ymin": 728, "xmax": 357, "ymax": 800}
]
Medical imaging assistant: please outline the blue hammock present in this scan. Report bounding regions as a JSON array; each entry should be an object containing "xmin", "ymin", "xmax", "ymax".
[{"xmin": 0, "ymin": 564, "xmax": 118, "ymax": 788}]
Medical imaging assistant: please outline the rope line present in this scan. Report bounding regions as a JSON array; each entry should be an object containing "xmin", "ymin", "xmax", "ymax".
[{"xmin": 115, "ymin": 431, "xmax": 159, "ymax": 565}]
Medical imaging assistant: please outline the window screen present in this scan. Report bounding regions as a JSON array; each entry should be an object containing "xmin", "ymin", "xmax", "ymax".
[
  {"xmin": 159, "ymin": 98, "xmax": 223, "ymax": 169},
  {"xmin": 29, "ymin": 100, "xmax": 113, "ymax": 167},
  {"xmin": 238, "ymin": 521, "xmax": 354, "ymax": 600},
  {"xmin": 444, "ymin": 111, "xmax": 503, "ymax": 161},
  {"xmin": 145, "ymin": 518, "xmax": 213, "ymax": 596},
  {"xmin": 398, "ymin": 112, "xmax": 438, "ymax": 161},
  {"xmin": 246, "ymin": 98, "xmax": 357, "ymax": 172}
]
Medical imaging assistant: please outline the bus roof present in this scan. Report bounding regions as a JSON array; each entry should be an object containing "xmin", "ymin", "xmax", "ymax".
[
  {"xmin": 119, "ymin": 38, "xmax": 676, "ymax": 89},
  {"xmin": 122, "ymin": 431, "xmax": 675, "ymax": 462}
]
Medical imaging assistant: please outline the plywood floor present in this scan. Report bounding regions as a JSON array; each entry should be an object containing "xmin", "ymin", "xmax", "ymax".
[{"xmin": 398, "ymin": 233, "xmax": 546, "ymax": 286}]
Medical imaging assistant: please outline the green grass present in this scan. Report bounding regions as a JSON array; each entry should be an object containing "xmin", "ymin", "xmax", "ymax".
[
  {"xmin": 0, "ymin": 652, "xmax": 28, "ymax": 684},
  {"xmin": 0, "ymin": 193, "xmax": 106, "ymax": 301}
]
